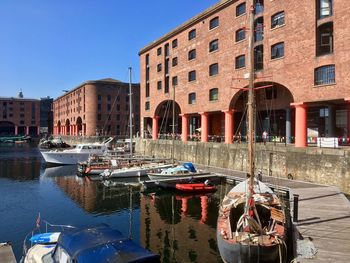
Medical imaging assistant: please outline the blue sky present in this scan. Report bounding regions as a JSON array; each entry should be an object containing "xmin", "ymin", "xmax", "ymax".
[{"xmin": 0, "ymin": 0, "xmax": 218, "ymax": 99}]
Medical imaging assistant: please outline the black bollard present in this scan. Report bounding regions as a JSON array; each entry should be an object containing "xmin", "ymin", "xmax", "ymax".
[{"xmin": 293, "ymin": 194, "xmax": 299, "ymax": 223}]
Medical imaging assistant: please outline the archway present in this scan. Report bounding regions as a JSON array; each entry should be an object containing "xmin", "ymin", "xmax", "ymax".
[
  {"xmin": 76, "ymin": 117, "xmax": 83, "ymax": 135},
  {"xmin": 65, "ymin": 119, "xmax": 70, "ymax": 135},
  {"xmin": 154, "ymin": 100, "xmax": 182, "ymax": 138},
  {"xmin": 0, "ymin": 121, "xmax": 15, "ymax": 135},
  {"xmin": 229, "ymin": 82, "xmax": 294, "ymax": 142}
]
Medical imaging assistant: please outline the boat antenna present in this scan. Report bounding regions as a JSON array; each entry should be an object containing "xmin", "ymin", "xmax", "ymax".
[
  {"xmin": 128, "ymin": 67, "xmax": 133, "ymax": 157},
  {"xmin": 172, "ymin": 83, "xmax": 175, "ymax": 165}
]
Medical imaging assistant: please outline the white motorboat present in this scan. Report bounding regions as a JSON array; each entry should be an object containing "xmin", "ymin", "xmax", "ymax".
[
  {"xmin": 40, "ymin": 137, "xmax": 114, "ymax": 165},
  {"xmin": 98, "ymin": 162, "xmax": 174, "ymax": 180}
]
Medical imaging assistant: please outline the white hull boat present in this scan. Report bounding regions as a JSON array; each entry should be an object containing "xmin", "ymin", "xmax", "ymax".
[
  {"xmin": 40, "ymin": 137, "xmax": 113, "ymax": 165},
  {"xmin": 99, "ymin": 163, "xmax": 173, "ymax": 179}
]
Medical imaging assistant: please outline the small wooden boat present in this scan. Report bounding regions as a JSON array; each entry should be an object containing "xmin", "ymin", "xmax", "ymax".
[{"xmin": 175, "ymin": 183, "xmax": 216, "ymax": 193}]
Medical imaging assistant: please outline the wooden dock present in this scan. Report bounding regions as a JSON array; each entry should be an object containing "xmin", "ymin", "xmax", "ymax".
[
  {"xmin": 291, "ymin": 186, "xmax": 350, "ymax": 263},
  {"xmin": 0, "ymin": 242, "xmax": 16, "ymax": 263}
]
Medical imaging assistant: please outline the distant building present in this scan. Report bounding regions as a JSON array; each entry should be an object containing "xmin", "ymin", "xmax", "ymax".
[
  {"xmin": 40, "ymin": 97, "xmax": 53, "ymax": 135},
  {"xmin": 0, "ymin": 91, "xmax": 40, "ymax": 136},
  {"xmin": 52, "ymin": 78, "xmax": 140, "ymax": 137},
  {"xmin": 139, "ymin": 0, "xmax": 350, "ymax": 147}
]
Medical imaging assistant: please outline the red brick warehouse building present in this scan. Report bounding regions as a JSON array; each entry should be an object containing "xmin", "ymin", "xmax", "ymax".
[
  {"xmin": 139, "ymin": 0, "xmax": 350, "ymax": 147},
  {"xmin": 0, "ymin": 92, "xmax": 40, "ymax": 136},
  {"xmin": 52, "ymin": 78, "xmax": 140, "ymax": 137}
]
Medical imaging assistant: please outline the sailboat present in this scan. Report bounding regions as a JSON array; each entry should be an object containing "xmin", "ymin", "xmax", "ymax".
[{"xmin": 216, "ymin": 1, "xmax": 286, "ymax": 262}]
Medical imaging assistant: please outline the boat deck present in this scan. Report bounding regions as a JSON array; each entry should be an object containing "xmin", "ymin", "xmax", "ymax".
[{"xmin": 0, "ymin": 243, "xmax": 16, "ymax": 263}]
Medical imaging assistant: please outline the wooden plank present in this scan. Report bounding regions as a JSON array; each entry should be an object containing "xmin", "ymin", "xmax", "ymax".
[
  {"xmin": 0, "ymin": 242, "xmax": 17, "ymax": 263},
  {"xmin": 292, "ymin": 186, "xmax": 350, "ymax": 263}
]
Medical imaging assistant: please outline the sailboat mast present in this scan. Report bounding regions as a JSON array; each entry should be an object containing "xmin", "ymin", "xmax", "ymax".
[
  {"xmin": 128, "ymin": 67, "xmax": 133, "ymax": 157},
  {"xmin": 172, "ymin": 83, "xmax": 175, "ymax": 164},
  {"xmin": 247, "ymin": 1, "xmax": 255, "ymax": 181}
]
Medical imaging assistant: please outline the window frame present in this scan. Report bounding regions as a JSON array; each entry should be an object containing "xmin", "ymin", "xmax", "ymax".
[
  {"xmin": 271, "ymin": 11, "xmax": 285, "ymax": 29},
  {"xmin": 235, "ymin": 54, "xmax": 246, "ymax": 69},
  {"xmin": 271, "ymin": 42, "xmax": 285, "ymax": 59},
  {"xmin": 235, "ymin": 28, "xmax": 246, "ymax": 42},
  {"xmin": 188, "ymin": 92, "xmax": 196, "ymax": 104},
  {"xmin": 209, "ymin": 16, "xmax": 219, "ymax": 30},
  {"xmin": 157, "ymin": 63, "xmax": 162, "ymax": 72},
  {"xmin": 209, "ymin": 39, "xmax": 219, "ymax": 52},
  {"xmin": 314, "ymin": 64, "xmax": 335, "ymax": 86},
  {"xmin": 209, "ymin": 88, "xmax": 219, "ymax": 101},
  {"xmin": 172, "ymin": 39, "xmax": 178, "ymax": 48},
  {"xmin": 157, "ymin": 47, "xmax": 162, "ymax": 56},
  {"xmin": 188, "ymin": 29, "xmax": 196, "ymax": 40},
  {"xmin": 172, "ymin": 57, "xmax": 178, "ymax": 67},
  {"xmin": 236, "ymin": 2, "xmax": 246, "ymax": 17},
  {"xmin": 209, "ymin": 63, "xmax": 219, "ymax": 76},
  {"xmin": 188, "ymin": 70, "xmax": 196, "ymax": 82},
  {"xmin": 188, "ymin": 49, "xmax": 196, "ymax": 60}
]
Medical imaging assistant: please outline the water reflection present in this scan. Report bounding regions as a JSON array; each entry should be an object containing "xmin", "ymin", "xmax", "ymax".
[
  {"xmin": 42, "ymin": 168, "xmax": 141, "ymax": 215},
  {"xmin": 140, "ymin": 190, "xmax": 223, "ymax": 263},
  {"xmin": 0, "ymin": 144, "xmax": 41, "ymax": 180}
]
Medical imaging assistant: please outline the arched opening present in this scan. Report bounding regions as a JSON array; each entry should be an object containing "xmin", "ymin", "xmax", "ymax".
[
  {"xmin": 230, "ymin": 82, "xmax": 294, "ymax": 142},
  {"xmin": 76, "ymin": 117, "xmax": 83, "ymax": 135},
  {"xmin": 154, "ymin": 100, "xmax": 182, "ymax": 138},
  {"xmin": 0, "ymin": 121, "xmax": 15, "ymax": 136},
  {"xmin": 65, "ymin": 119, "xmax": 70, "ymax": 135}
]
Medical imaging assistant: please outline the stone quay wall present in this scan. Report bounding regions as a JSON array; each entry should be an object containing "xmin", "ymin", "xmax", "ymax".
[{"xmin": 135, "ymin": 138, "xmax": 350, "ymax": 194}]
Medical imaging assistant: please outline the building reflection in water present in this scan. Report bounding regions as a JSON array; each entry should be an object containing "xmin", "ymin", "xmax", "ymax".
[
  {"xmin": 0, "ymin": 157, "xmax": 41, "ymax": 180},
  {"xmin": 47, "ymin": 167, "xmax": 140, "ymax": 215},
  {"xmin": 140, "ymin": 191, "xmax": 223, "ymax": 263}
]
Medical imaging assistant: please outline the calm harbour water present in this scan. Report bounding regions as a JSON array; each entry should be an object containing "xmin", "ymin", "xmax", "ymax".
[{"xmin": 0, "ymin": 144, "xmax": 224, "ymax": 262}]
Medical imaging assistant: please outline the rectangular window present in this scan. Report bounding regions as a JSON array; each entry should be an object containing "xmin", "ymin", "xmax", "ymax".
[
  {"xmin": 188, "ymin": 29, "xmax": 196, "ymax": 40},
  {"xmin": 319, "ymin": 0, "xmax": 333, "ymax": 19},
  {"xmin": 236, "ymin": 2, "xmax": 246, "ymax": 16},
  {"xmin": 165, "ymin": 76, "xmax": 169, "ymax": 93},
  {"xmin": 157, "ymin": 63, "xmax": 162, "ymax": 72},
  {"xmin": 188, "ymin": 93, "xmax": 196, "ymax": 104},
  {"xmin": 145, "ymin": 54, "xmax": 150, "ymax": 66},
  {"xmin": 146, "ymin": 83, "xmax": 150, "ymax": 97},
  {"xmin": 209, "ymin": 63, "xmax": 219, "ymax": 76},
  {"xmin": 235, "ymin": 55, "xmax": 246, "ymax": 69},
  {"xmin": 209, "ymin": 88, "xmax": 218, "ymax": 101},
  {"xmin": 98, "ymin": 104, "xmax": 101, "ymax": 111},
  {"xmin": 271, "ymin": 42, "xmax": 284, "ymax": 59},
  {"xmin": 172, "ymin": 76, "xmax": 178, "ymax": 86},
  {"xmin": 314, "ymin": 65, "xmax": 335, "ymax": 85},
  {"xmin": 172, "ymin": 39, "xmax": 178, "ymax": 48},
  {"xmin": 107, "ymin": 104, "xmax": 111, "ymax": 111},
  {"xmin": 254, "ymin": 45, "xmax": 264, "ymax": 71},
  {"xmin": 97, "ymin": 95, "xmax": 101, "ymax": 101},
  {"xmin": 145, "ymin": 101, "xmax": 150, "ymax": 110},
  {"xmin": 188, "ymin": 70, "xmax": 196, "ymax": 82},
  {"xmin": 209, "ymin": 39, "xmax": 219, "ymax": 52},
  {"xmin": 165, "ymin": 43, "xmax": 169, "ymax": 57},
  {"xmin": 236, "ymin": 28, "xmax": 245, "ymax": 42},
  {"xmin": 107, "ymin": 95, "xmax": 111, "ymax": 101},
  {"xmin": 209, "ymin": 17, "xmax": 219, "ymax": 30},
  {"xmin": 271, "ymin": 11, "xmax": 285, "ymax": 29},
  {"xmin": 157, "ymin": 47, "xmax": 162, "ymax": 56},
  {"xmin": 188, "ymin": 49, "xmax": 196, "ymax": 60},
  {"xmin": 254, "ymin": 0, "xmax": 264, "ymax": 15},
  {"xmin": 172, "ymin": 57, "xmax": 178, "ymax": 67},
  {"xmin": 157, "ymin": 81, "xmax": 162, "ymax": 90}
]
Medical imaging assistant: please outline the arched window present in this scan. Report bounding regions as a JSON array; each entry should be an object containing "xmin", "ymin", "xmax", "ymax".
[
  {"xmin": 209, "ymin": 16, "xmax": 219, "ymax": 30},
  {"xmin": 314, "ymin": 65, "xmax": 335, "ymax": 85},
  {"xmin": 209, "ymin": 39, "xmax": 219, "ymax": 52},
  {"xmin": 271, "ymin": 42, "xmax": 284, "ymax": 59}
]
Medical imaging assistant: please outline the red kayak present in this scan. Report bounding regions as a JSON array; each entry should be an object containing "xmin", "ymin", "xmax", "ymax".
[{"xmin": 175, "ymin": 183, "xmax": 216, "ymax": 193}]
